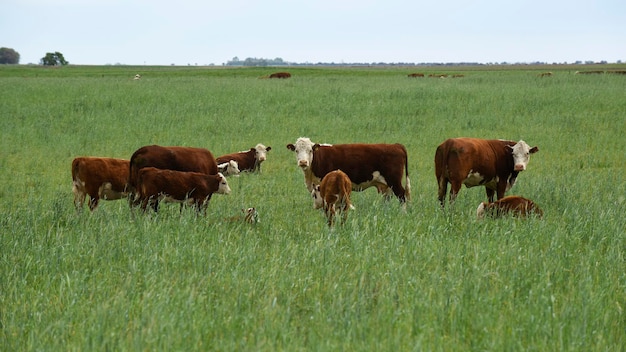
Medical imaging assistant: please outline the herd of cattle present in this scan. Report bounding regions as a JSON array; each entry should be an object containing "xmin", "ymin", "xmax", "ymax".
[{"xmin": 71, "ymin": 137, "xmax": 542, "ymax": 227}]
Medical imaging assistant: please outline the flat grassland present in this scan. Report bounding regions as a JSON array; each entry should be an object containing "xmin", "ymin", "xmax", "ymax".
[{"xmin": 1, "ymin": 65, "xmax": 625, "ymax": 351}]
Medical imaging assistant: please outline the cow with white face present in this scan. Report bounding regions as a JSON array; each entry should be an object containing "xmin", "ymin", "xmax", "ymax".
[
  {"xmin": 218, "ymin": 160, "xmax": 241, "ymax": 177},
  {"xmin": 287, "ymin": 137, "xmax": 411, "ymax": 204},
  {"xmin": 435, "ymin": 137, "xmax": 539, "ymax": 207},
  {"xmin": 216, "ymin": 143, "xmax": 271, "ymax": 173}
]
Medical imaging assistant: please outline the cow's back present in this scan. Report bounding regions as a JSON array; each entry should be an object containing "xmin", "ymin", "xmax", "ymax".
[
  {"xmin": 312, "ymin": 143, "xmax": 407, "ymax": 184},
  {"xmin": 129, "ymin": 145, "xmax": 217, "ymax": 189}
]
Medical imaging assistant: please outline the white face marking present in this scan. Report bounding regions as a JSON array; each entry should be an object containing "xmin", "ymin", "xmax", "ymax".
[
  {"xmin": 511, "ymin": 140, "xmax": 532, "ymax": 171},
  {"xmin": 254, "ymin": 143, "xmax": 270, "ymax": 162},
  {"xmin": 218, "ymin": 161, "xmax": 240, "ymax": 176},
  {"xmin": 291, "ymin": 137, "xmax": 315, "ymax": 169},
  {"xmin": 216, "ymin": 173, "xmax": 231, "ymax": 195}
]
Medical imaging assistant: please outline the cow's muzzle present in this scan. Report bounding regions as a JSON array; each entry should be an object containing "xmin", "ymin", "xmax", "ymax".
[{"xmin": 514, "ymin": 164, "xmax": 526, "ymax": 171}]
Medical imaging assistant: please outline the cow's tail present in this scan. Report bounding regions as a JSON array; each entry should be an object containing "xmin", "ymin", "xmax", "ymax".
[{"xmin": 404, "ymin": 147, "xmax": 411, "ymax": 202}]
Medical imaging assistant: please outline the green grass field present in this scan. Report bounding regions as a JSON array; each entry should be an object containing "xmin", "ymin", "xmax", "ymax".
[{"xmin": 1, "ymin": 64, "xmax": 625, "ymax": 351}]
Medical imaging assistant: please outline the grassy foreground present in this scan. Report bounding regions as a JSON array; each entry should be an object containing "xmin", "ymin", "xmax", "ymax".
[{"xmin": 1, "ymin": 65, "xmax": 625, "ymax": 351}]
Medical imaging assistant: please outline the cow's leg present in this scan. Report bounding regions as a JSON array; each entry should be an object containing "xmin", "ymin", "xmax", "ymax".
[
  {"xmin": 325, "ymin": 204, "xmax": 335, "ymax": 227},
  {"xmin": 438, "ymin": 177, "xmax": 449, "ymax": 207},
  {"xmin": 74, "ymin": 191, "xmax": 86, "ymax": 210},
  {"xmin": 340, "ymin": 201, "xmax": 349, "ymax": 225},
  {"xmin": 448, "ymin": 180, "xmax": 462, "ymax": 205},
  {"xmin": 486, "ymin": 188, "xmax": 496, "ymax": 203},
  {"xmin": 88, "ymin": 196, "xmax": 99, "ymax": 211},
  {"xmin": 496, "ymin": 181, "xmax": 508, "ymax": 201}
]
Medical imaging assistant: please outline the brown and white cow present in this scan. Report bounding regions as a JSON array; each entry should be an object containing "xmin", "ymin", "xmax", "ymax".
[
  {"xmin": 269, "ymin": 72, "xmax": 291, "ymax": 79},
  {"xmin": 136, "ymin": 167, "xmax": 230, "ymax": 212},
  {"xmin": 217, "ymin": 160, "xmax": 241, "ymax": 177},
  {"xmin": 286, "ymin": 137, "xmax": 411, "ymax": 204},
  {"xmin": 216, "ymin": 144, "xmax": 271, "ymax": 173},
  {"xmin": 128, "ymin": 145, "xmax": 218, "ymax": 204},
  {"xmin": 476, "ymin": 195, "xmax": 543, "ymax": 219},
  {"xmin": 435, "ymin": 138, "xmax": 539, "ymax": 207},
  {"xmin": 71, "ymin": 157, "xmax": 129, "ymax": 211},
  {"xmin": 311, "ymin": 170, "xmax": 352, "ymax": 227}
]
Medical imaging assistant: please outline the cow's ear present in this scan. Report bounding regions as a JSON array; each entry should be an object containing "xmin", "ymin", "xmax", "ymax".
[
  {"xmin": 266, "ymin": 146, "xmax": 271, "ymax": 151},
  {"xmin": 250, "ymin": 148, "xmax": 256, "ymax": 152},
  {"xmin": 530, "ymin": 146, "xmax": 539, "ymax": 154},
  {"xmin": 312, "ymin": 143, "xmax": 321, "ymax": 151},
  {"xmin": 286, "ymin": 144, "xmax": 295, "ymax": 151}
]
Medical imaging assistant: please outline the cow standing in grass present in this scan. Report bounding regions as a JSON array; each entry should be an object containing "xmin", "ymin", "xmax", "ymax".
[
  {"xmin": 311, "ymin": 170, "xmax": 352, "ymax": 227},
  {"xmin": 287, "ymin": 137, "xmax": 410, "ymax": 205},
  {"xmin": 216, "ymin": 144, "xmax": 271, "ymax": 173},
  {"xmin": 435, "ymin": 138, "xmax": 538, "ymax": 207},
  {"xmin": 136, "ymin": 167, "xmax": 230, "ymax": 213},
  {"xmin": 72, "ymin": 157, "xmax": 129, "ymax": 211}
]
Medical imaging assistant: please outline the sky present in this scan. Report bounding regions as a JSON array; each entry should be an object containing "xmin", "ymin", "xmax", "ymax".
[{"xmin": 3, "ymin": 0, "xmax": 625, "ymax": 66}]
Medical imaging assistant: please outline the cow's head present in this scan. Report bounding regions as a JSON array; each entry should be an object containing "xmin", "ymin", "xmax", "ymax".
[
  {"xmin": 216, "ymin": 173, "xmax": 231, "ymax": 195},
  {"xmin": 218, "ymin": 160, "xmax": 240, "ymax": 177},
  {"xmin": 311, "ymin": 184, "xmax": 323, "ymax": 209},
  {"xmin": 254, "ymin": 143, "xmax": 271, "ymax": 163},
  {"xmin": 509, "ymin": 140, "xmax": 539, "ymax": 171},
  {"xmin": 287, "ymin": 137, "xmax": 315, "ymax": 170}
]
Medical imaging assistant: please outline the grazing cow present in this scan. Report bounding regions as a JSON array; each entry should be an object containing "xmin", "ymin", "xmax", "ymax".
[
  {"xmin": 218, "ymin": 160, "xmax": 241, "ymax": 177},
  {"xmin": 452, "ymin": 74, "xmax": 465, "ymax": 78},
  {"xmin": 435, "ymin": 138, "xmax": 539, "ymax": 207},
  {"xmin": 311, "ymin": 170, "xmax": 352, "ymax": 227},
  {"xmin": 538, "ymin": 72, "xmax": 553, "ymax": 77},
  {"xmin": 71, "ymin": 157, "xmax": 129, "ymax": 211},
  {"xmin": 216, "ymin": 144, "xmax": 272, "ymax": 173},
  {"xmin": 429, "ymin": 74, "xmax": 448, "ymax": 78},
  {"xmin": 128, "ymin": 145, "xmax": 218, "ymax": 204},
  {"xmin": 408, "ymin": 73, "xmax": 425, "ymax": 78},
  {"xmin": 136, "ymin": 167, "xmax": 230, "ymax": 212},
  {"xmin": 134, "ymin": 74, "xmax": 141, "ymax": 80},
  {"xmin": 575, "ymin": 70, "xmax": 604, "ymax": 75},
  {"xmin": 269, "ymin": 72, "xmax": 291, "ymax": 79},
  {"xmin": 476, "ymin": 196, "xmax": 543, "ymax": 219},
  {"xmin": 286, "ymin": 137, "xmax": 410, "ymax": 204}
]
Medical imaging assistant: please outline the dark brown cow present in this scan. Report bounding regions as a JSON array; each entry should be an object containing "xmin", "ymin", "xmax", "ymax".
[
  {"xmin": 136, "ymin": 167, "xmax": 230, "ymax": 212},
  {"xmin": 477, "ymin": 196, "xmax": 543, "ymax": 219},
  {"xmin": 286, "ymin": 137, "xmax": 410, "ymax": 204},
  {"xmin": 575, "ymin": 70, "xmax": 604, "ymax": 74},
  {"xmin": 269, "ymin": 72, "xmax": 291, "ymax": 79},
  {"xmin": 216, "ymin": 144, "xmax": 271, "ymax": 173},
  {"xmin": 538, "ymin": 72, "xmax": 553, "ymax": 77},
  {"xmin": 72, "ymin": 157, "xmax": 129, "ymax": 211},
  {"xmin": 128, "ymin": 145, "xmax": 218, "ymax": 204},
  {"xmin": 311, "ymin": 170, "xmax": 352, "ymax": 227},
  {"xmin": 435, "ymin": 138, "xmax": 539, "ymax": 207},
  {"xmin": 408, "ymin": 73, "xmax": 425, "ymax": 78}
]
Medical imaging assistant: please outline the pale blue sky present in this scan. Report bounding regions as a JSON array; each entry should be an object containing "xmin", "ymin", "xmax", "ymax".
[{"xmin": 3, "ymin": 0, "xmax": 625, "ymax": 65}]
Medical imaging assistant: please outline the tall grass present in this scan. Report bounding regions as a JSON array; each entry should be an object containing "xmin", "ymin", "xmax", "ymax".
[{"xmin": 1, "ymin": 65, "xmax": 625, "ymax": 350}]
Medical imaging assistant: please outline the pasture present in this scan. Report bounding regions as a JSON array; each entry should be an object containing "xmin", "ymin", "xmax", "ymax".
[{"xmin": 1, "ymin": 64, "xmax": 625, "ymax": 350}]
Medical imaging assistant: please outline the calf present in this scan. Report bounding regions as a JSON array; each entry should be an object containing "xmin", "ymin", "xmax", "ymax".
[
  {"xmin": 218, "ymin": 160, "xmax": 241, "ymax": 177},
  {"xmin": 71, "ymin": 157, "xmax": 129, "ymax": 211},
  {"xmin": 128, "ymin": 145, "xmax": 218, "ymax": 205},
  {"xmin": 435, "ymin": 138, "xmax": 538, "ymax": 207},
  {"xmin": 311, "ymin": 170, "xmax": 352, "ymax": 227},
  {"xmin": 476, "ymin": 196, "xmax": 543, "ymax": 219},
  {"xmin": 136, "ymin": 167, "xmax": 230, "ymax": 213},
  {"xmin": 216, "ymin": 144, "xmax": 271, "ymax": 173}
]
